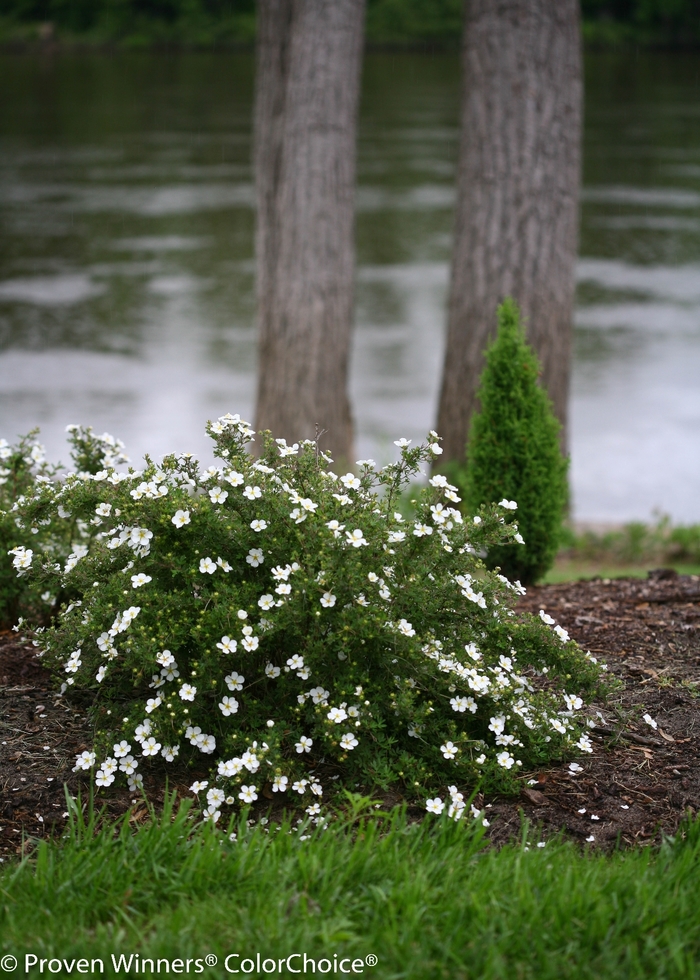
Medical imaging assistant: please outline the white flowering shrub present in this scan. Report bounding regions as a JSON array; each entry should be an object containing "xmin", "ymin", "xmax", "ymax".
[{"xmin": 10, "ymin": 415, "xmax": 603, "ymax": 819}]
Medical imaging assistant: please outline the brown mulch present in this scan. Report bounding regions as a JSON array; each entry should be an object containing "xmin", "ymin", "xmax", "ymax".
[{"xmin": 1, "ymin": 568, "xmax": 699, "ymax": 857}]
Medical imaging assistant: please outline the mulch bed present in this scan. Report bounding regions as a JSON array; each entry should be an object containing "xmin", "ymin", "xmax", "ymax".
[{"xmin": 1, "ymin": 569, "xmax": 699, "ymax": 857}]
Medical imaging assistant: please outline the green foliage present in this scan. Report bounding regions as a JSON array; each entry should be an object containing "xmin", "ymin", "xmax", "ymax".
[
  {"xmin": 582, "ymin": 0, "xmax": 700, "ymax": 46},
  {"xmin": 560, "ymin": 516, "xmax": 700, "ymax": 567},
  {"xmin": 463, "ymin": 299, "xmax": 569, "ymax": 586},
  {"xmin": 9, "ymin": 415, "xmax": 602, "ymax": 818},
  {"xmin": 3, "ymin": 0, "xmax": 700, "ymax": 46},
  {"xmin": 3, "ymin": 801, "xmax": 700, "ymax": 979}
]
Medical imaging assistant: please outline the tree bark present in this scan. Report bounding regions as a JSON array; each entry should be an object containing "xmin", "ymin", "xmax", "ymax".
[
  {"xmin": 437, "ymin": 0, "xmax": 582, "ymax": 461},
  {"xmin": 253, "ymin": 0, "xmax": 365, "ymax": 467}
]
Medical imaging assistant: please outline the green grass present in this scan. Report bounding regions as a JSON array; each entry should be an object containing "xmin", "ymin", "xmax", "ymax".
[
  {"xmin": 2, "ymin": 796, "xmax": 700, "ymax": 978},
  {"xmin": 543, "ymin": 561, "xmax": 700, "ymax": 584}
]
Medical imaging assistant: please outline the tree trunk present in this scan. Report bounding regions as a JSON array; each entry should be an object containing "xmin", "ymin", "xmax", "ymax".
[
  {"xmin": 253, "ymin": 0, "xmax": 366, "ymax": 467},
  {"xmin": 437, "ymin": 0, "xmax": 582, "ymax": 462}
]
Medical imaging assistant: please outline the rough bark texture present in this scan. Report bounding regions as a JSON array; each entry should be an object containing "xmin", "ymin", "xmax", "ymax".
[
  {"xmin": 254, "ymin": 0, "xmax": 365, "ymax": 466},
  {"xmin": 437, "ymin": 0, "xmax": 582, "ymax": 461}
]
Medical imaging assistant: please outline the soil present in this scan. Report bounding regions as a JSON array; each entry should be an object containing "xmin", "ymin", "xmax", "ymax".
[{"xmin": 2, "ymin": 568, "xmax": 699, "ymax": 857}]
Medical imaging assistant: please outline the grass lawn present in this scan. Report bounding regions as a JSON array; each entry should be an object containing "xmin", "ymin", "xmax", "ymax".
[
  {"xmin": 543, "ymin": 560, "xmax": 700, "ymax": 584},
  {"xmin": 1, "ymin": 798, "xmax": 700, "ymax": 979}
]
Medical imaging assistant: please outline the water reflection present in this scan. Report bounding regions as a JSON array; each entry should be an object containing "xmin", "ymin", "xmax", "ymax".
[{"xmin": 0, "ymin": 51, "xmax": 699, "ymax": 521}]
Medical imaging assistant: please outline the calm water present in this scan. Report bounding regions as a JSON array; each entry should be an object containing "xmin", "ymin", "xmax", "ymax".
[{"xmin": 1, "ymin": 51, "xmax": 699, "ymax": 522}]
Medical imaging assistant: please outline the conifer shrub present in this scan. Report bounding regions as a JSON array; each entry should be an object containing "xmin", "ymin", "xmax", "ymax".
[
  {"xmin": 8, "ymin": 415, "xmax": 603, "ymax": 822},
  {"xmin": 464, "ymin": 299, "xmax": 569, "ymax": 585}
]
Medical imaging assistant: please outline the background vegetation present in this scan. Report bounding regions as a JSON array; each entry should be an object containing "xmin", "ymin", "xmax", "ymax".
[{"xmin": 1, "ymin": 0, "xmax": 699, "ymax": 47}]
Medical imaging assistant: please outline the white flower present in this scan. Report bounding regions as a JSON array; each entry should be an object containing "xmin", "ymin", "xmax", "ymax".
[
  {"xmin": 564, "ymin": 693, "xmax": 583, "ymax": 711},
  {"xmin": 292, "ymin": 780, "xmax": 308, "ymax": 794},
  {"xmin": 219, "ymin": 695, "xmax": 239, "ymax": 716},
  {"xmin": 394, "ymin": 438, "xmax": 411, "ymax": 448},
  {"xmin": 306, "ymin": 803, "xmax": 322, "ymax": 816},
  {"xmin": 239, "ymin": 785, "xmax": 258, "ymax": 803},
  {"xmin": 241, "ymin": 634, "xmax": 259, "ymax": 652},
  {"xmin": 217, "ymin": 557, "xmax": 232, "ymax": 572},
  {"xmin": 346, "ymin": 528, "xmax": 368, "ymax": 548},
  {"xmin": 179, "ymin": 684, "xmax": 197, "ymax": 701},
  {"xmin": 514, "ymin": 533, "xmax": 525, "ymax": 544},
  {"xmin": 119, "ymin": 755, "xmax": 138, "ymax": 775},
  {"xmin": 340, "ymin": 733, "xmax": 358, "ymax": 751},
  {"xmin": 199, "ymin": 734, "xmax": 216, "ymax": 754},
  {"xmin": 309, "ymin": 687, "xmax": 329, "ymax": 704},
  {"xmin": 221, "ymin": 759, "xmax": 245, "ymax": 779},
  {"xmin": 145, "ymin": 696, "xmax": 161, "ymax": 714},
  {"xmin": 355, "ymin": 593, "xmax": 369, "ymax": 606},
  {"xmin": 275, "ymin": 582, "xmax": 292, "ymax": 596},
  {"xmin": 441, "ymin": 741, "xmax": 458, "ymax": 760},
  {"xmin": 247, "ymin": 548, "xmax": 264, "ymax": 567},
  {"xmin": 141, "ymin": 737, "xmax": 162, "ymax": 757},
  {"xmin": 287, "ymin": 654, "xmax": 304, "ymax": 671},
  {"xmin": 216, "ymin": 635, "xmax": 237, "ymax": 654},
  {"xmin": 113, "ymin": 740, "xmax": 131, "ymax": 758},
  {"xmin": 496, "ymin": 751, "xmax": 515, "ymax": 769},
  {"xmin": 199, "ymin": 557, "xmax": 216, "ymax": 574},
  {"xmin": 73, "ymin": 750, "xmax": 96, "ymax": 771},
  {"xmin": 207, "ymin": 787, "xmax": 226, "ymax": 807},
  {"xmin": 225, "ymin": 470, "xmax": 244, "ymax": 486},
  {"xmin": 397, "ymin": 619, "xmax": 415, "ymax": 637},
  {"xmin": 577, "ymin": 734, "xmax": 594, "ymax": 753},
  {"xmin": 95, "ymin": 770, "xmax": 115, "ymax": 788},
  {"xmin": 295, "ymin": 736, "xmax": 313, "ymax": 753},
  {"xmin": 130, "ymin": 527, "xmax": 153, "ymax": 547},
  {"xmin": 209, "ymin": 486, "xmax": 228, "ymax": 504},
  {"xmin": 96, "ymin": 503, "xmax": 112, "ymax": 517},
  {"xmin": 430, "ymin": 443, "xmax": 443, "ymax": 455},
  {"xmin": 326, "ymin": 519, "xmax": 345, "ymax": 537},
  {"xmin": 643, "ymin": 713, "xmax": 658, "ymax": 730},
  {"xmin": 190, "ymin": 780, "xmax": 208, "ymax": 793},
  {"xmin": 161, "ymin": 745, "xmax": 179, "ymax": 762},
  {"xmin": 554, "ymin": 625, "xmax": 570, "ymax": 643},
  {"xmin": 498, "ymin": 499, "xmax": 518, "ymax": 510},
  {"xmin": 413, "ymin": 523, "xmax": 432, "ymax": 537},
  {"xmin": 426, "ymin": 798, "xmax": 444, "ymax": 815},
  {"xmin": 135, "ymin": 720, "xmax": 152, "ymax": 741},
  {"xmin": 243, "ymin": 485, "xmax": 262, "ymax": 500},
  {"xmin": 333, "ymin": 494, "xmax": 352, "ymax": 506},
  {"xmin": 258, "ymin": 594, "xmax": 275, "ymax": 610},
  {"xmin": 10, "ymin": 547, "xmax": 33, "ymax": 571},
  {"xmin": 472, "ymin": 516, "xmax": 482, "ymax": 525},
  {"xmin": 272, "ymin": 775, "xmax": 288, "ymax": 792},
  {"xmin": 156, "ymin": 649, "xmax": 175, "ymax": 668},
  {"xmin": 238, "ymin": 609, "xmax": 249, "ymax": 619},
  {"xmin": 250, "ymin": 519, "xmax": 267, "ymax": 532},
  {"xmin": 488, "ymin": 715, "xmax": 506, "ymax": 736},
  {"xmin": 450, "ymin": 696, "xmax": 477, "ymax": 713},
  {"xmin": 327, "ymin": 707, "xmax": 347, "ymax": 724},
  {"xmin": 569, "ymin": 762, "xmax": 584, "ymax": 774},
  {"xmin": 131, "ymin": 573, "xmax": 152, "ymax": 588},
  {"xmin": 320, "ymin": 592, "xmax": 336, "ymax": 608},
  {"xmin": 550, "ymin": 718, "xmax": 568, "ymax": 735},
  {"xmin": 265, "ymin": 663, "xmax": 281, "ymax": 678},
  {"xmin": 539, "ymin": 610, "xmax": 556, "ymax": 625},
  {"xmin": 310, "ymin": 782, "xmax": 323, "ymax": 796},
  {"xmin": 340, "ymin": 473, "xmax": 361, "ymax": 490},
  {"xmin": 225, "ymin": 672, "xmax": 245, "ymax": 691},
  {"xmin": 388, "ymin": 531, "xmax": 406, "ymax": 543}
]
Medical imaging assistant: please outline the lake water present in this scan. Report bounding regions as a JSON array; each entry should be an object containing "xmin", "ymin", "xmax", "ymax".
[{"xmin": 1, "ymin": 50, "xmax": 699, "ymax": 523}]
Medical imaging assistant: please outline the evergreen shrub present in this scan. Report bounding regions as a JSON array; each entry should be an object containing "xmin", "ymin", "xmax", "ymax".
[
  {"xmin": 464, "ymin": 299, "xmax": 569, "ymax": 585},
  {"xmin": 7, "ymin": 415, "xmax": 603, "ymax": 821}
]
